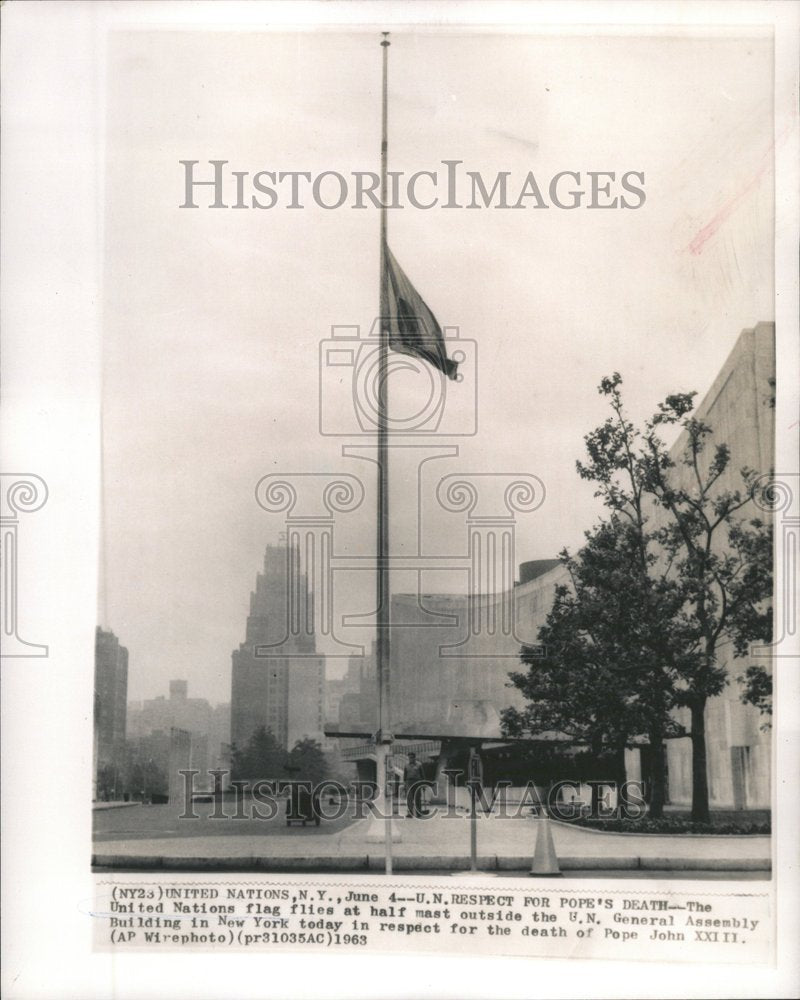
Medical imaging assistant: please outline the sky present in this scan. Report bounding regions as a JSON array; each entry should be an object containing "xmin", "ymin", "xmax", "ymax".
[{"xmin": 99, "ymin": 28, "xmax": 774, "ymax": 704}]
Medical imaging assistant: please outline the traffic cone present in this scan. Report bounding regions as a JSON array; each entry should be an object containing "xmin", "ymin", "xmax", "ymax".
[{"xmin": 529, "ymin": 814, "xmax": 562, "ymax": 877}]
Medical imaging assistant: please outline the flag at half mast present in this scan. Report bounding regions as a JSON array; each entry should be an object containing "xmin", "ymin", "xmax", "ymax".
[{"xmin": 382, "ymin": 242, "xmax": 459, "ymax": 380}]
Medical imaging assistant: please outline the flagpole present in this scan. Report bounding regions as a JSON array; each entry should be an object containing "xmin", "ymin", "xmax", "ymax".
[{"xmin": 376, "ymin": 29, "xmax": 393, "ymax": 876}]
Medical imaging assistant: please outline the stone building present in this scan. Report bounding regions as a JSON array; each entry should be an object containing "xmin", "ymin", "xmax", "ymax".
[
  {"xmin": 127, "ymin": 679, "xmax": 215, "ymax": 774},
  {"xmin": 656, "ymin": 322, "xmax": 773, "ymax": 808},
  {"xmin": 167, "ymin": 727, "xmax": 192, "ymax": 807},
  {"xmin": 209, "ymin": 702, "xmax": 232, "ymax": 768},
  {"xmin": 381, "ymin": 322, "xmax": 774, "ymax": 809},
  {"xmin": 326, "ymin": 646, "xmax": 378, "ymax": 731},
  {"xmin": 94, "ymin": 626, "xmax": 129, "ymax": 799},
  {"xmin": 230, "ymin": 542, "xmax": 326, "ymax": 753}
]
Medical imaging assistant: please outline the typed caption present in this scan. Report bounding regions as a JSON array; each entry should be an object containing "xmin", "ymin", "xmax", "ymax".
[{"xmin": 94, "ymin": 878, "xmax": 771, "ymax": 963}]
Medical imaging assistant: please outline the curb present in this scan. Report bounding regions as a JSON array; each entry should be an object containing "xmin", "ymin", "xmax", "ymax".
[
  {"xmin": 547, "ymin": 856, "xmax": 639, "ymax": 871},
  {"xmin": 637, "ymin": 856, "xmax": 771, "ymax": 871},
  {"xmin": 92, "ymin": 802, "xmax": 143, "ymax": 811},
  {"xmin": 92, "ymin": 853, "xmax": 772, "ymax": 873},
  {"xmin": 367, "ymin": 855, "xmax": 484, "ymax": 871}
]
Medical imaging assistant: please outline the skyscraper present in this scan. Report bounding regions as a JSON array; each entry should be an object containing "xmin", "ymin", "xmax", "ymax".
[
  {"xmin": 230, "ymin": 543, "xmax": 326, "ymax": 753},
  {"xmin": 94, "ymin": 626, "xmax": 128, "ymax": 799}
]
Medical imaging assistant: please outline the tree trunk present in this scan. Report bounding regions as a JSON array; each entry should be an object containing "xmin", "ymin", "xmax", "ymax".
[
  {"xmin": 647, "ymin": 735, "xmax": 666, "ymax": 820},
  {"xmin": 690, "ymin": 699, "xmax": 710, "ymax": 823},
  {"xmin": 613, "ymin": 744, "xmax": 627, "ymax": 790}
]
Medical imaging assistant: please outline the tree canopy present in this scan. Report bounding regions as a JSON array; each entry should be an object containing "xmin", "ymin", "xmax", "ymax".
[
  {"xmin": 507, "ymin": 373, "xmax": 773, "ymax": 822},
  {"xmin": 231, "ymin": 727, "xmax": 330, "ymax": 786}
]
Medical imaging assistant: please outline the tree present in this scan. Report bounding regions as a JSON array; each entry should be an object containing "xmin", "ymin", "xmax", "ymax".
[
  {"xmin": 504, "ymin": 516, "xmax": 684, "ymax": 816},
  {"xmin": 286, "ymin": 737, "xmax": 328, "ymax": 785},
  {"xmin": 728, "ymin": 517, "xmax": 774, "ymax": 725},
  {"xmin": 125, "ymin": 756, "xmax": 167, "ymax": 800},
  {"xmin": 231, "ymin": 726, "xmax": 288, "ymax": 782},
  {"xmin": 571, "ymin": 373, "xmax": 772, "ymax": 822},
  {"xmin": 96, "ymin": 764, "xmax": 117, "ymax": 801},
  {"xmin": 739, "ymin": 665, "xmax": 772, "ymax": 722}
]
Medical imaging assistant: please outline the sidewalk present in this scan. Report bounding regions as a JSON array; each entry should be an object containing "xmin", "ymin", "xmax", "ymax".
[
  {"xmin": 92, "ymin": 812, "xmax": 771, "ymax": 873},
  {"xmin": 93, "ymin": 801, "xmax": 142, "ymax": 811}
]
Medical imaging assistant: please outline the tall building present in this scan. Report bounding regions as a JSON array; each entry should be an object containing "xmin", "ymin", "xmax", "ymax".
[
  {"xmin": 167, "ymin": 728, "xmax": 192, "ymax": 807},
  {"xmin": 125, "ymin": 728, "xmax": 171, "ymax": 801},
  {"xmin": 209, "ymin": 702, "xmax": 232, "ymax": 767},
  {"xmin": 326, "ymin": 646, "xmax": 377, "ymax": 731},
  {"xmin": 94, "ymin": 626, "xmax": 128, "ymax": 798},
  {"xmin": 230, "ymin": 543, "xmax": 326, "ymax": 752},
  {"xmin": 127, "ymin": 679, "xmax": 216, "ymax": 773}
]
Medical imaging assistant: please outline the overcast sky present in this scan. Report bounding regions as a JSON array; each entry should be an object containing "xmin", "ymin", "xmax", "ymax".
[{"xmin": 100, "ymin": 28, "xmax": 774, "ymax": 704}]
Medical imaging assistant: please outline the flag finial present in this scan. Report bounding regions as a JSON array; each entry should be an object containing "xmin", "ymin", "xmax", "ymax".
[{"xmin": 381, "ymin": 31, "xmax": 390, "ymax": 47}]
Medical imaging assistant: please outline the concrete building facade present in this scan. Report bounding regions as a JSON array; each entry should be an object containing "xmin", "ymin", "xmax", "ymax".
[
  {"xmin": 167, "ymin": 727, "xmax": 192, "ymax": 807},
  {"xmin": 230, "ymin": 543, "xmax": 326, "ymax": 753},
  {"xmin": 128, "ymin": 679, "xmax": 219, "ymax": 774},
  {"xmin": 327, "ymin": 646, "xmax": 378, "ymax": 732},
  {"xmin": 372, "ymin": 323, "xmax": 774, "ymax": 809},
  {"xmin": 209, "ymin": 703, "xmax": 232, "ymax": 769},
  {"xmin": 655, "ymin": 322, "xmax": 774, "ymax": 808},
  {"xmin": 94, "ymin": 626, "xmax": 129, "ymax": 798}
]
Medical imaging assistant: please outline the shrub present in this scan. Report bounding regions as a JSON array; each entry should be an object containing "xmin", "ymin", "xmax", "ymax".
[{"xmin": 570, "ymin": 815, "xmax": 770, "ymax": 835}]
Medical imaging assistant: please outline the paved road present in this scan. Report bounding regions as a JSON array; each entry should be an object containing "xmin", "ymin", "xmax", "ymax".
[
  {"xmin": 93, "ymin": 809, "xmax": 771, "ymax": 877},
  {"xmin": 93, "ymin": 800, "xmax": 356, "ymax": 841}
]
